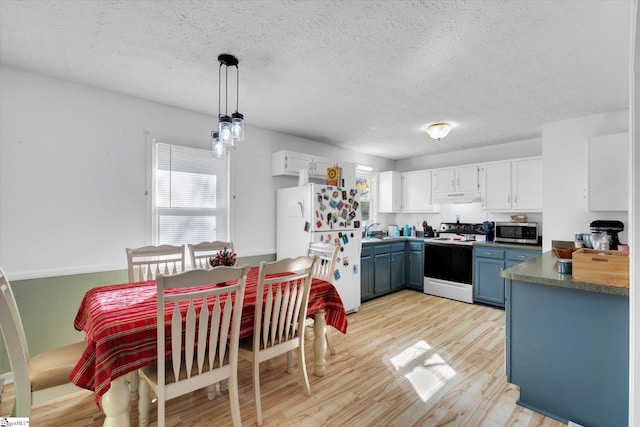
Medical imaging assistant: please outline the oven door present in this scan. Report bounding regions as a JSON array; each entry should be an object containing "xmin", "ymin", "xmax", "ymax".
[{"xmin": 424, "ymin": 242, "xmax": 472, "ymax": 285}]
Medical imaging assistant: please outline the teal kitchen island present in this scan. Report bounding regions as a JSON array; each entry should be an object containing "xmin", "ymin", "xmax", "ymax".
[{"xmin": 501, "ymin": 251, "xmax": 629, "ymax": 427}]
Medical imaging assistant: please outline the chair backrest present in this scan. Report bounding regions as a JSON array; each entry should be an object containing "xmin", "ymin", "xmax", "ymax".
[
  {"xmin": 188, "ymin": 241, "xmax": 234, "ymax": 269},
  {"xmin": 0, "ymin": 268, "xmax": 32, "ymax": 416},
  {"xmin": 156, "ymin": 265, "xmax": 249, "ymax": 390},
  {"xmin": 126, "ymin": 244, "xmax": 186, "ymax": 282},
  {"xmin": 307, "ymin": 242, "xmax": 339, "ymax": 283},
  {"xmin": 252, "ymin": 256, "xmax": 316, "ymax": 352}
]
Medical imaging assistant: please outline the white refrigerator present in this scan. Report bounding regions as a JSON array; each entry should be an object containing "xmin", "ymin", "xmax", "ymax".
[{"xmin": 276, "ymin": 184, "xmax": 362, "ymax": 313}]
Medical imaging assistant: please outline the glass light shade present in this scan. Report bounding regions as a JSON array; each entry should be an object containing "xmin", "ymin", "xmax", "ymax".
[
  {"xmin": 218, "ymin": 115, "xmax": 234, "ymax": 146},
  {"xmin": 426, "ymin": 123, "xmax": 453, "ymax": 140},
  {"xmin": 232, "ymin": 112, "xmax": 244, "ymax": 141},
  {"xmin": 212, "ymin": 141, "xmax": 226, "ymax": 158},
  {"xmin": 211, "ymin": 131, "xmax": 225, "ymax": 158}
]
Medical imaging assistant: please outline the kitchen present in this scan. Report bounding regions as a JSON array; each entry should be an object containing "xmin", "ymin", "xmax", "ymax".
[{"xmin": 0, "ymin": 1, "xmax": 638, "ymax": 426}]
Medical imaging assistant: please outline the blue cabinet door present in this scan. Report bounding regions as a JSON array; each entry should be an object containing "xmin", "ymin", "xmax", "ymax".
[
  {"xmin": 390, "ymin": 249, "xmax": 406, "ymax": 291},
  {"xmin": 407, "ymin": 249, "xmax": 423, "ymax": 290},
  {"xmin": 474, "ymin": 257, "xmax": 506, "ymax": 306},
  {"xmin": 374, "ymin": 252, "xmax": 391, "ymax": 295},
  {"xmin": 360, "ymin": 247, "xmax": 374, "ymax": 301}
]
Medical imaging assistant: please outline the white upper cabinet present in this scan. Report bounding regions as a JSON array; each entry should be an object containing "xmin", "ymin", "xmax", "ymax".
[
  {"xmin": 481, "ymin": 162, "xmax": 512, "ymax": 210},
  {"xmin": 512, "ymin": 158, "xmax": 542, "ymax": 211},
  {"xmin": 401, "ymin": 170, "xmax": 438, "ymax": 212},
  {"xmin": 481, "ymin": 157, "xmax": 542, "ymax": 212},
  {"xmin": 271, "ymin": 150, "xmax": 355, "ymax": 187},
  {"xmin": 432, "ymin": 165, "xmax": 480, "ymax": 203},
  {"xmin": 378, "ymin": 171, "xmax": 402, "ymax": 212}
]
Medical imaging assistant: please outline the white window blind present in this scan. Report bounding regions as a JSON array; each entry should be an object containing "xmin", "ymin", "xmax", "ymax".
[{"xmin": 153, "ymin": 142, "xmax": 228, "ymax": 246}]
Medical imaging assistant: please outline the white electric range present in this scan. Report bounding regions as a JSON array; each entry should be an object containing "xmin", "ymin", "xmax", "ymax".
[{"xmin": 423, "ymin": 223, "xmax": 486, "ymax": 303}]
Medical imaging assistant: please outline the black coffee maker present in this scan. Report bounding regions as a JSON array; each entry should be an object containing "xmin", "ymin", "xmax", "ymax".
[{"xmin": 589, "ymin": 220, "xmax": 624, "ymax": 250}]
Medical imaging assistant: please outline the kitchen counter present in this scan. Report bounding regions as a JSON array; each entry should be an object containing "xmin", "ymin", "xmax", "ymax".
[
  {"xmin": 503, "ymin": 250, "xmax": 629, "ymax": 426},
  {"xmin": 501, "ymin": 250, "xmax": 629, "ymax": 296},
  {"xmin": 474, "ymin": 241, "xmax": 542, "ymax": 251},
  {"xmin": 361, "ymin": 236, "xmax": 424, "ymax": 245}
]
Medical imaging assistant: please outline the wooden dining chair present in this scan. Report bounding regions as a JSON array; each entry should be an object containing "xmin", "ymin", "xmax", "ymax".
[
  {"xmin": 126, "ymin": 244, "xmax": 186, "ymax": 282},
  {"xmin": 238, "ymin": 256, "xmax": 317, "ymax": 426},
  {"xmin": 306, "ymin": 242, "xmax": 340, "ymax": 355},
  {"xmin": 137, "ymin": 265, "xmax": 250, "ymax": 427},
  {"xmin": 188, "ymin": 241, "xmax": 234, "ymax": 269},
  {"xmin": 0, "ymin": 267, "xmax": 87, "ymax": 417}
]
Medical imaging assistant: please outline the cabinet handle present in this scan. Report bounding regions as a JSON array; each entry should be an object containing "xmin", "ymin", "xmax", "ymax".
[
  {"xmin": 518, "ymin": 255, "xmax": 526, "ymax": 259},
  {"xmin": 514, "ymin": 195, "xmax": 518, "ymax": 204},
  {"xmin": 485, "ymin": 252, "xmax": 493, "ymax": 256},
  {"xmin": 507, "ymin": 195, "xmax": 510, "ymax": 203}
]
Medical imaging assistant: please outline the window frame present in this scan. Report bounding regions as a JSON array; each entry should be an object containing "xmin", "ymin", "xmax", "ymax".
[{"xmin": 149, "ymin": 138, "xmax": 230, "ymax": 247}]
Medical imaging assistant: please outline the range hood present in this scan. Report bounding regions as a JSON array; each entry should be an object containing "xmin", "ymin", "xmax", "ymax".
[{"xmin": 432, "ymin": 191, "xmax": 481, "ymax": 204}]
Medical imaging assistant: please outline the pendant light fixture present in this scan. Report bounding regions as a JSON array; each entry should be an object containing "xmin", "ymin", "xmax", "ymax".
[
  {"xmin": 425, "ymin": 122, "xmax": 453, "ymax": 140},
  {"xmin": 217, "ymin": 54, "xmax": 244, "ymax": 146},
  {"xmin": 211, "ymin": 131, "xmax": 225, "ymax": 158}
]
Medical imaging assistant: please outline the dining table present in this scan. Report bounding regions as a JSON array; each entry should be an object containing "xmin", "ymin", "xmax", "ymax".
[{"xmin": 70, "ymin": 265, "xmax": 348, "ymax": 427}]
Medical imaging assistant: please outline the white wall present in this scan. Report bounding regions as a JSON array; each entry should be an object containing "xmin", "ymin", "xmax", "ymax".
[
  {"xmin": 541, "ymin": 110, "xmax": 629, "ymax": 251},
  {"xmin": 0, "ymin": 66, "xmax": 394, "ymax": 279}
]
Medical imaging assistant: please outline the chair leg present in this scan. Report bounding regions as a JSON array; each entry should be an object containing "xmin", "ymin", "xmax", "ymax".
[
  {"xmin": 286, "ymin": 350, "xmax": 294, "ymax": 374},
  {"xmin": 326, "ymin": 326, "xmax": 336, "ymax": 355},
  {"xmin": 253, "ymin": 360, "xmax": 263, "ymax": 426},
  {"xmin": 207, "ymin": 383, "xmax": 216, "ymax": 400},
  {"xmin": 129, "ymin": 370, "xmax": 139, "ymax": 401},
  {"xmin": 228, "ymin": 373, "xmax": 242, "ymax": 427},
  {"xmin": 138, "ymin": 375, "xmax": 150, "ymax": 427},
  {"xmin": 297, "ymin": 346, "xmax": 311, "ymax": 396}
]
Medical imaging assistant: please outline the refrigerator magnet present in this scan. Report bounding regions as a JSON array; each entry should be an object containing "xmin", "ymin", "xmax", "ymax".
[
  {"xmin": 341, "ymin": 209, "xmax": 348, "ymax": 219},
  {"xmin": 338, "ymin": 232, "xmax": 343, "ymax": 237},
  {"xmin": 329, "ymin": 200, "xmax": 337, "ymax": 209},
  {"xmin": 342, "ymin": 234, "xmax": 349, "ymax": 244},
  {"xmin": 333, "ymin": 270, "xmax": 341, "ymax": 281},
  {"xmin": 342, "ymin": 190, "xmax": 347, "ymax": 200},
  {"xmin": 316, "ymin": 220, "xmax": 322, "ymax": 228},
  {"xmin": 348, "ymin": 210, "xmax": 356, "ymax": 219},
  {"xmin": 353, "ymin": 264, "xmax": 358, "ymax": 274},
  {"xmin": 350, "ymin": 189, "xmax": 357, "ymax": 196},
  {"xmin": 343, "ymin": 256, "xmax": 349, "ymax": 266},
  {"xmin": 336, "ymin": 201, "xmax": 344, "ymax": 210},
  {"xmin": 323, "ymin": 194, "xmax": 329, "ymax": 200},
  {"xmin": 352, "ymin": 200, "xmax": 359, "ymax": 211},
  {"xmin": 332, "ymin": 190, "xmax": 339, "ymax": 198},
  {"xmin": 334, "ymin": 238, "xmax": 340, "ymax": 246},
  {"xmin": 304, "ymin": 221, "xmax": 310, "ymax": 232},
  {"xmin": 354, "ymin": 220, "xmax": 360, "ymax": 228}
]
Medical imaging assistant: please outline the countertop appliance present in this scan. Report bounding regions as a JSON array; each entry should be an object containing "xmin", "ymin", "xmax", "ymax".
[
  {"xmin": 423, "ymin": 222, "xmax": 486, "ymax": 303},
  {"xmin": 276, "ymin": 184, "xmax": 362, "ymax": 313},
  {"xmin": 494, "ymin": 222, "xmax": 539, "ymax": 245},
  {"xmin": 589, "ymin": 220, "xmax": 624, "ymax": 250}
]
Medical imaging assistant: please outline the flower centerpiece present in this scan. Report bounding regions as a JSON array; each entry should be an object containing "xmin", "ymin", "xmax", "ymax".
[{"xmin": 209, "ymin": 247, "xmax": 237, "ymax": 267}]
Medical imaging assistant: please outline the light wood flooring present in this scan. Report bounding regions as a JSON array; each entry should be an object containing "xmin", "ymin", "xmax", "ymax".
[{"xmin": 0, "ymin": 290, "xmax": 564, "ymax": 426}]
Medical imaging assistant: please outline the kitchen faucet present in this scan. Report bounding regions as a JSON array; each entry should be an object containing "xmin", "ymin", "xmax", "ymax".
[{"xmin": 364, "ymin": 222, "xmax": 380, "ymax": 238}]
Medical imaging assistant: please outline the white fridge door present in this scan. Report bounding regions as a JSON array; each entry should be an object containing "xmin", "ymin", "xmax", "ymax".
[
  {"xmin": 311, "ymin": 230, "xmax": 361, "ymax": 313},
  {"xmin": 311, "ymin": 185, "xmax": 361, "ymax": 233}
]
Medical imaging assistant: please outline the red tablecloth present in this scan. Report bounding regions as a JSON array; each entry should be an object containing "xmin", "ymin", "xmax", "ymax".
[{"xmin": 70, "ymin": 266, "xmax": 347, "ymax": 403}]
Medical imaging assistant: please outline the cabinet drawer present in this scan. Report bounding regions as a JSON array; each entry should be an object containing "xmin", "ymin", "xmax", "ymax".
[
  {"xmin": 390, "ymin": 242, "xmax": 405, "ymax": 253},
  {"xmin": 506, "ymin": 249, "xmax": 540, "ymax": 263},
  {"xmin": 474, "ymin": 248, "xmax": 505, "ymax": 260},
  {"xmin": 374, "ymin": 244, "xmax": 391, "ymax": 255},
  {"xmin": 361, "ymin": 246, "xmax": 373, "ymax": 257},
  {"xmin": 409, "ymin": 241, "xmax": 424, "ymax": 251}
]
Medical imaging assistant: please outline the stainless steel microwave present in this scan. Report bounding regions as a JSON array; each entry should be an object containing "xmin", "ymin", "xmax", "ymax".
[{"xmin": 494, "ymin": 222, "xmax": 539, "ymax": 244}]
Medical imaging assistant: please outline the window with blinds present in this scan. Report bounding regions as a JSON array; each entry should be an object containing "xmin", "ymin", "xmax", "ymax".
[{"xmin": 153, "ymin": 142, "xmax": 228, "ymax": 246}]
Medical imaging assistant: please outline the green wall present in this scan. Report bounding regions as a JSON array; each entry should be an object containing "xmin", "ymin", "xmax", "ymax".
[{"xmin": 0, "ymin": 254, "xmax": 274, "ymax": 375}]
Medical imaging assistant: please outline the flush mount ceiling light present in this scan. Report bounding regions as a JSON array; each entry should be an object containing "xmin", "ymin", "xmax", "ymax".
[
  {"xmin": 425, "ymin": 123, "xmax": 453, "ymax": 140},
  {"xmin": 214, "ymin": 53, "xmax": 244, "ymax": 151}
]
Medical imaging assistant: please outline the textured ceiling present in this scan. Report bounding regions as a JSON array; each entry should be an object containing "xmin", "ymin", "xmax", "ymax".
[{"xmin": 0, "ymin": 0, "xmax": 632, "ymax": 160}]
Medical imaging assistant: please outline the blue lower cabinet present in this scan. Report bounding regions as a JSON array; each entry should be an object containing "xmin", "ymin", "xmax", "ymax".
[
  {"xmin": 361, "ymin": 240, "xmax": 424, "ymax": 301},
  {"xmin": 506, "ymin": 279, "xmax": 628, "ymax": 426},
  {"xmin": 473, "ymin": 246, "xmax": 540, "ymax": 307},
  {"xmin": 360, "ymin": 246, "xmax": 374, "ymax": 301}
]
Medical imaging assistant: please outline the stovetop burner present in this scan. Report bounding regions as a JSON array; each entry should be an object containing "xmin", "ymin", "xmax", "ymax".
[{"xmin": 439, "ymin": 222, "xmax": 485, "ymax": 235}]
